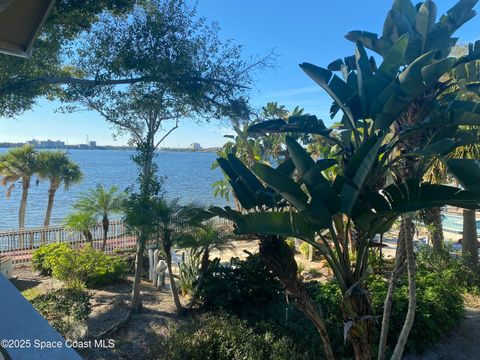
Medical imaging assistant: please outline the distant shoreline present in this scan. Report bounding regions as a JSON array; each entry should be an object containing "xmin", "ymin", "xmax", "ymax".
[{"xmin": 0, "ymin": 144, "xmax": 220, "ymax": 153}]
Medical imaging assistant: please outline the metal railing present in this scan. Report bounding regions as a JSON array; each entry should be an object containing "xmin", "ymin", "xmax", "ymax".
[{"xmin": 0, "ymin": 216, "xmax": 233, "ymax": 266}]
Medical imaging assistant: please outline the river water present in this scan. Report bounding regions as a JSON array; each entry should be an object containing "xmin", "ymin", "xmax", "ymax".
[{"xmin": 0, "ymin": 149, "xmax": 228, "ymax": 230}]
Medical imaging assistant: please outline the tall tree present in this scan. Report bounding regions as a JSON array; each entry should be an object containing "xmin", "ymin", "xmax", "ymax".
[
  {"xmin": 0, "ymin": 0, "xmax": 136, "ymax": 118},
  {"xmin": 60, "ymin": 0, "xmax": 270, "ymax": 311},
  {"xmin": 203, "ymin": 1, "xmax": 480, "ymax": 356},
  {"xmin": 0, "ymin": 145, "xmax": 38, "ymax": 230},
  {"xmin": 73, "ymin": 185, "xmax": 123, "ymax": 251},
  {"xmin": 345, "ymin": 1, "xmax": 480, "ymax": 358},
  {"xmin": 37, "ymin": 151, "xmax": 83, "ymax": 227}
]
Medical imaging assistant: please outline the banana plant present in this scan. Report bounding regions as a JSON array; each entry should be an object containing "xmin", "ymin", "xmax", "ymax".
[
  {"xmin": 346, "ymin": 0, "xmax": 479, "ymax": 63},
  {"xmin": 204, "ymin": 131, "xmax": 480, "ymax": 359},
  {"xmin": 206, "ymin": 20, "xmax": 480, "ymax": 359}
]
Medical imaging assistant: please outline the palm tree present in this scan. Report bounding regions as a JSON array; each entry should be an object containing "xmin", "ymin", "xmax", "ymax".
[
  {"xmin": 177, "ymin": 223, "xmax": 234, "ymax": 306},
  {"xmin": 0, "ymin": 145, "xmax": 38, "ymax": 230},
  {"xmin": 152, "ymin": 197, "xmax": 198, "ymax": 313},
  {"xmin": 37, "ymin": 151, "xmax": 83, "ymax": 227},
  {"xmin": 65, "ymin": 211, "xmax": 97, "ymax": 242},
  {"xmin": 74, "ymin": 185, "xmax": 124, "ymax": 251}
]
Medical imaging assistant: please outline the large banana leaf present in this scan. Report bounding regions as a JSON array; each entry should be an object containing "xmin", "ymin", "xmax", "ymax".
[
  {"xmin": 285, "ymin": 137, "xmax": 339, "ymax": 213},
  {"xmin": 341, "ymin": 135, "xmax": 385, "ymax": 214},
  {"xmin": 416, "ymin": 0, "xmax": 437, "ymax": 51},
  {"xmin": 447, "ymin": 158, "xmax": 480, "ymax": 193},
  {"xmin": 252, "ymin": 163, "xmax": 309, "ymax": 211},
  {"xmin": 233, "ymin": 211, "xmax": 316, "ymax": 241},
  {"xmin": 300, "ymin": 62, "xmax": 362, "ymax": 125},
  {"xmin": 439, "ymin": 0, "xmax": 478, "ymax": 35}
]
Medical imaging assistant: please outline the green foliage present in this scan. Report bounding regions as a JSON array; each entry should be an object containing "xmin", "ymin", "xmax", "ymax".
[
  {"xmin": 196, "ymin": 252, "xmax": 465, "ymax": 357},
  {"xmin": 36, "ymin": 151, "xmax": 83, "ymax": 190},
  {"xmin": 416, "ymin": 245, "xmax": 480, "ymax": 293},
  {"xmin": 32, "ymin": 242, "xmax": 71, "ymax": 275},
  {"xmin": 32, "ymin": 243, "xmax": 127, "ymax": 288},
  {"xmin": 299, "ymin": 242, "xmax": 310, "ymax": 259},
  {"xmin": 151, "ymin": 313, "xmax": 308, "ymax": 360},
  {"xmin": 285, "ymin": 237, "xmax": 296, "ymax": 250},
  {"xmin": 64, "ymin": 211, "xmax": 96, "ymax": 241},
  {"xmin": 73, "ymin": 184, "xmax": 124, "ymax": 222},
  {"xmin": 197, "ymin": 255, "xmax": 284, "ymax": 320},
  {"xmin": 368, "ymin": 267, "xmax": 464, "ymax": 355},
  {"xmin": 30, "ymin": 288, "xmax": 91, "ymax": 339},
  {"xmin": 178, "ymin": 249, "xmax": 202, "ymax": 296}
]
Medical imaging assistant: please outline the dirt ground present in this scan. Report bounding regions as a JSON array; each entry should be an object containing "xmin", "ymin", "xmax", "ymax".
[{"xmin": 11, "ymin": 266, "xmax": 178, "ymax": 360}]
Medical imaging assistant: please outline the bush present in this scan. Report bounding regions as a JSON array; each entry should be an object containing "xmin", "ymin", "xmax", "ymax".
[
  {"xmin": 285, "ymin": 237, "xmax": 296, "ymax": 250},
  {"xmin": 31, "ymin": 288, "xmax": 91, "ymax": 339},
  {"xmin": 150, "ymin": 313, "xmax": 310, "ymax": 360},
  {"xmin": 197, "ymin": 254, "xmax": 284, "ymax": 319},
  {"xmin": 32, "ymin": 243, "xmax": 128, "ymax": 288},
  {"xmin": 196, "ymin": 255, "xmax": 329, "ymax": 359},
  {"xmin": 196, "ymin": 252, "xmax": 465, "ymax": 357},
  {"xmin": 32, "ymin": 243, "xmax": 71, "ymax": 275},
  {"xmin": 368, "ymin": 267, "xmax": 464, "ymax": 355},
  {"xmin": 299, "ymin": 242, "xmax": 310, "ymax": 259}
]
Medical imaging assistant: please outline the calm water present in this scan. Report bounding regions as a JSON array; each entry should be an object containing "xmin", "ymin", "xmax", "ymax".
[{"xmin": 0, "ymin": 149, "xmax": 228, "ymax": 230}]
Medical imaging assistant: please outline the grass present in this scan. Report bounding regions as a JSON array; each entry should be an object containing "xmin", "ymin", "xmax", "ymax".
[{"xmin": 22, "ymin": 287, "xmax": 42, "ymax": 301}]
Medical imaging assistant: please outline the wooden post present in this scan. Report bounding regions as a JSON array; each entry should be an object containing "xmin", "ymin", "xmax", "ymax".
[
  {"xmin": 148, "ymin": 249, "xmax": 154, "ymax": 281},
  {"xmin": 153, "ymin": 249, "xmax": 160, "ymax": 287}
]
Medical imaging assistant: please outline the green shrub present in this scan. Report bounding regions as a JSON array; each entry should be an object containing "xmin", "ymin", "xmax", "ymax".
[
  {"xmin": 299, "ymin": 242, "xmax": 310, "ymax": 259},
  {"xmin": 150, "ymin": 313, "xmax": 309, "ymax": 360},
  {"xmin": 32, "ymin": 243, "xmax": 128, "ymax": 288},
  {"xmin": 32, "ymin": 243, "xmax": 71, "ymax": 275},
  {"xmin": 196, "ymin": 255, "xmax": 330, "ymax": 359},
  {"xmin": 53, "ymin": 244, "xmax": 128, "ymax": 288},
  {"xmin": 31, "ymin": 288, "xmax": 91, "ymax": 339},
  {"xmin": 368, "ymin": 267, "xmax": 464, "ymax": 355},
  {"xmin": 179, "ymin": 249, "xmax": 201, "ymax": 296},
  {"xmin": 285, "ymin": 237, "xmax": 296, "ymax": 250},
  {"xmin": 197, "ymin": 252, "xmax": 465, "ymax": 357},
  {"xmin": 197, "ymin": 254, "xmax": 284, "ymax": 320}
]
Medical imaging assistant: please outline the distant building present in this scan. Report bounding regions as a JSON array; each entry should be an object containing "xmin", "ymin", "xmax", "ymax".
[
  {"xmin": 27, "ymin": 139, "xmax": 65, "ymax": 149},
  {"xmin": 190, "ymin": 143, "xmax": 202, "ymax": 151},
  {"xmin": 39, "ymin": 139, "xmax": 65, "ymax": 149},
  {"xmin": 26, "ymin": 139, "xmax": 40, "ymax": 146},
  {"xmin": 88, "ymin": 141, "xmax": 97, "ymax": 148}
]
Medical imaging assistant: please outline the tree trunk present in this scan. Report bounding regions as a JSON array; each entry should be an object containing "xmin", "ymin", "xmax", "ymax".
[
  {"xmin": 101, "ymin": 216, "xmax": 109, "ymax": 252},
  {"xmin": 463, "ymin": 209, "xmax": 478, "ymax": 268},
  {"xmin": 421, "ymin": 207, "xmax": 444, "ymax": 253},
  {"xmin": 18, "ymin": 179, "xmax": 30, "ymax": 248},
  {"xmin": 43, "ymin": 188, "xmax": 56, "ymax": 227},
  {"xmin": 131, "ymin": 237, "xmax": 147, "ymax": 311},
  {"xmin": 131, "ymin": 140, "xmax": 155, "ymax": 310},
  {"xmin": 377, "ymin": 218, "xmax": 409, "ymax": 360},
  {"xmin": 391, "ymin": 214, "xmax": 416, "ymax": 360},
  {"xmin": 82, "ymin": 230, "xmax": 93, "ymax": 243},
  {"xmin": 41, "ymin": 186, "xmax": 56, "ymax": 245},
  {"xmin": 165, "ymin": 250, "xmax": 182, "ymax": 312},
  {"xmin": 343, "ymin": 290, "xmax": 374, "ymax": 360},
  {"xmin": 259, "ymin": 235, "xmax": 335, "ymax": 360},
  {"xmin": 19, "ymin": 179, "xmax": 30, "ymax": 229}
]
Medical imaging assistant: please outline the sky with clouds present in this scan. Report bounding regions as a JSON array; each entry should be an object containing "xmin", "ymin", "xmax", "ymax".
[{"xmin": 0, "ymin": 0, "xmax": 479, "ymax": 147}]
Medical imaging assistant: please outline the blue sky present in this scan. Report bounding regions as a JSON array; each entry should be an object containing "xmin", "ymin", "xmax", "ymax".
[{"xmin": 0, "ymin": 0, "xmax": 479, "ymax": 147}]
